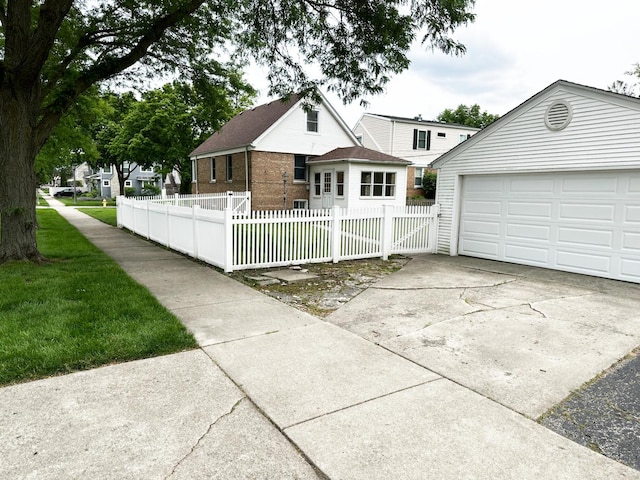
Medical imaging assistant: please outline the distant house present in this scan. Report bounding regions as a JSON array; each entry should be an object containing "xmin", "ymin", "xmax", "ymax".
[
  {"xmin": 307, "ymin": 146, "xmax": 411, "ymax": 209},
  {"xmin": 189, "ymin": 91, "xmax": 360, "ymax": 210},
  {"xmin": 88, "ymin": 162, "xmax": 161, "ymax": 198},
  {"xmin": 431, "ymin": 79, "xmax": 640, "ymax": 284},
  {"xmin": 352, "ymin": 113, "xmax": 479, "ymax": 197}
]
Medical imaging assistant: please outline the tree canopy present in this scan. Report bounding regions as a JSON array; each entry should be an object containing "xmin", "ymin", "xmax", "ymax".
[
  {"xmin": 436, "ymin": 104, "xmax": 499, "ymax": 129},
  {"xmin": 0, "ymin": 0, "xmax": 476, "ymax": 262}
]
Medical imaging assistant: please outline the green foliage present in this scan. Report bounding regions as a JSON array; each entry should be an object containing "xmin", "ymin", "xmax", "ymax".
[
  {"xmin": 0, "ymin": 210, "xmax": 196, "ymax": 385},
  {"xmin": 422, "ymin": 171, "xmax": 437, "ymax": 199},
  {"xmin": 77, "ymin": 208, "xmax": 118, "ymax": 227},
  {"xmin": 124, "ymin": 187, "xmax": 137, "ymax": 197},
  {"xmin": 437, "ymin": 104, "xmax": 499, "ymax": 129}
]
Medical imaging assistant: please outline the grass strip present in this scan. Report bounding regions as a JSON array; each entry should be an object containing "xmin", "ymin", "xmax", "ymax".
[
  {"xmin": 77, "ymin": 207, "xmax": 117, "ymax": 226},
  {"xmin": 56, "ymin": 198, "xmax": 116, "ymax": 207},
  {"xmin": 0, "ymin": 209, "xmax": 197, "ymax": 386}
]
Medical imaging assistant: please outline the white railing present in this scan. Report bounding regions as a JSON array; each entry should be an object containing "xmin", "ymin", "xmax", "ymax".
[
  {"xmin": 126, "ymin": 191, "xmax": 251, "ymax": 216},
  {"xmin": 117, "ymin": 197, "xmax": 439, "ymax": 272}
]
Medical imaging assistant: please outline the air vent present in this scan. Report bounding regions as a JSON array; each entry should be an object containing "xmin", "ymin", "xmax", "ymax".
[{"xmin": 545, "ymin": 101, "xmax": 572, "ymax": 131}]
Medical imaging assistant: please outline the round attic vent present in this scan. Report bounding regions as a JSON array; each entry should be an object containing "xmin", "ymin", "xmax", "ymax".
[{"xmin": 544, "ymin": 101, "xmax": 572, "ymax": 131}]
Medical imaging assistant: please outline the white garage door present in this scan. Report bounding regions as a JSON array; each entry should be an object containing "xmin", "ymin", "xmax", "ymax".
[{"xmin": 459, "ymin": 171, "xmax": 640, "ymax": 283}]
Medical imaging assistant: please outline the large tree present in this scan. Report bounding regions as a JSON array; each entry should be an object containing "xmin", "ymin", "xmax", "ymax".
[
  {"xmin": 0, "ymin": 0, "xmax": 475, "ymax": 262},
  {"xmin": 437, "ymin": 104, "xmax": 499, "ymax": 129}
]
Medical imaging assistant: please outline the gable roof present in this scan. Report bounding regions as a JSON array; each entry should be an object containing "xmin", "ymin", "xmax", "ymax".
[
  {"xmin": 431, "ymin": 79, "xmax": 640, "ymax": 169},
  {"xmin": 190, "ymin": 94, "xmax": 301, "ymax": 157},
  {"xmin": 308, "ymin": 146, "xmax": 411, "ymax": 165}
]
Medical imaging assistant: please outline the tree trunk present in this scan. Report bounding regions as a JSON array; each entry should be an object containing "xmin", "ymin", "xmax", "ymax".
[{"xmin": 0, "ymin": 88, "xmax": 43, "ymax": 263}]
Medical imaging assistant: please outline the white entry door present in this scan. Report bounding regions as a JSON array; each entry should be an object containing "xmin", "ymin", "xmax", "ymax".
[
  {"xmin": 458, "ymin": 171, "xmax": 640, "ymax": 283},
  {"xmin": 321, "ymin": 170, "xmax": 334, "ymax": 209}
]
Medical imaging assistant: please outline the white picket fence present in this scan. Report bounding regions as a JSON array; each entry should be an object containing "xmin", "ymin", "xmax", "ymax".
[
  {"xmin": 117, "ymin": 196, "xmax": 439, "ymax": 272},
  {"xmin": 127, "ymin": 191, "xmax": 251, "ymax": 216}
]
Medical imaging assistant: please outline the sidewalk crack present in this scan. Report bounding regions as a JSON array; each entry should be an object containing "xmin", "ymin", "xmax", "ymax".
[{"xmin": 165, "ymin": 397, "xmax": 245, "ymax": 479}]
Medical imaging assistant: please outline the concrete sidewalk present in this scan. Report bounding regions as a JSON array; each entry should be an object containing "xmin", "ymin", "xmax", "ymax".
[{"xmin": 2, "ymin": 202, "xmax": 639, "ymax": 479}]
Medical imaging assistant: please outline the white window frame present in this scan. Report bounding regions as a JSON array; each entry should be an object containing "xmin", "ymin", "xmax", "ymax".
[
  {"xmin": 360, "ymin": 171, "xmax": 396, "ymax": 198},
  {"xmin": 101, "ymin": 165, "xmax": 113, "ymax": 174},
  {"xmin": 306, "ymin": 110, "xmax": 319, "ymax": 133},
  {"xmin": 102, "ymin": 179, "xmax": 111, "ymax": 187},
  {"xmin": 124, "ymin": 180, "xmax": 132, "ymax": 187},
  {"xmin": 336, "ymin": 171, "xmax": 345, "ymax": 197},
  {"xmin": 210, "ymin": 157, "xmax": 216, "ymax": 182},
  {"xmin": 191, "ymin": 159, "xmax": 198, "ymax": 184},
  {"xmin": 414, "ymin": 167, "xmax": 424, "ymax": 188},
  {"xmin": 293, "ymin": 199, "xmax": 308, "ymax": 210},
  {"xmin": 294, "ymin": 155, "xmax": 308, "ymax": 182},
  {"xmin": 313, "ymin": 172, "xmax": 321, "ymax": 197}
]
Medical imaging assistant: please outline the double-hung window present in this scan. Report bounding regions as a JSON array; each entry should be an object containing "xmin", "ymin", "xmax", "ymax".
[
  {"xmin": 412, "ymin": 129, "xmax": 431, "ymax": 150},
  {"xmin": 306, "ymin": 110, "xmax": 318, "ymax": 132},
  {"xmin": 226, "ymin": 155, "xmax": 233, "ymax": 182},
  {"xmin": 414, "ymin": 167, "xmax": 424, "ymax": 188},
  {"xmin": 210, "ymin": 158, "xmax": 216, "ymax": 182},
  {"xmin": 294, "ymin": 155, "xmax": 307, "ymax": 181}
]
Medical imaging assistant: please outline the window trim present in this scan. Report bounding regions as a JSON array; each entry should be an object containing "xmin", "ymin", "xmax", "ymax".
[
  {"xmin": 293, "ymin": 199, "xmax": 308, "ymax": 210},
  {"xmin": 124, "ymin": 180, "xmax": 133, "ymax": 187},
  {"xmin": 414, "ymin": 167, "xmax": 424, "ymax": 188},
  {"xmin": 210, "ymin": 157, "xmax": 216, "ymax": 182},
  {"xmin": 102, "ymin": 179, "xmax": 111, "ymax": 187},
  {"xmin": 306, "ymin": 110, "xmax": 319, "ymax": 133},
  {"xmin": 313, "ymin": 172, "xmax": 321, "ymax": 197},
  {"xmin": 336, "ymin": 171, "xmax": 345, "ymax": 197},
  {"xmin": 360, "ymin": 170, "xmax": 396, "ymax": 198},
  {"xmin": 293, "ymin": 154, "xmax": 308, "ymax": 182},
  {"xmin": 412, "ymin": 129, "xmax": 431, "ymax": 150}
]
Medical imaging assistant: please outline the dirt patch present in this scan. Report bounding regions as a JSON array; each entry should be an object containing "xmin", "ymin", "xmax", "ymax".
[{"xmin": 226, "ymin": 256, "xmax": 410, "ymax": 317}]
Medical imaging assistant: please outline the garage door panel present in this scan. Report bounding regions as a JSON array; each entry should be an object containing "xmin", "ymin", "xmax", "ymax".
[
  {"xmin": 509, "ymin": 178, "xmax": 554, "ymax": 193},
  {"xmin": 507, "ymin": 202, "xmax": 552, "ymax": 218},
  {"xmin": 557, "ymin": 227, "xmax": 613, "ymax": 248},
  {"xmin": 626, "ymin": 205, "xmax": 640, "ymax": 223},
  {"xmin": 621, "ymin": 258, "xmax": 640, "ymax": 278},
  {"xmin": 459, "ymin": 171, "xmax": 640, "ymax": 283},
  {"xmin": 561, "ymin": 176, "xmax": 618, "ymax": 193},
  {"xmin": 623, "ymin": 232, "xmax": 640, "ymax": 250},
  {"xmin": 506, "ymin": 224, "xmax": 550, "ymax": 241},
  {"xmin": 559, "ymin": 204, "xmax": 615, "ymax": 222},
  {"xmin": 463, "ymin": 200, "xmax": 501, "ymax": 215},
  {"xmin": 504, "ymin": 244, "xmax": 549, "ymax": 264},
  {"xmin": 463, "ymin": 220, "xmax": 500, "ymax": 236},
  {"xmin": 556, "ymin": 250, "xmax": 611, "ymax": 273}
]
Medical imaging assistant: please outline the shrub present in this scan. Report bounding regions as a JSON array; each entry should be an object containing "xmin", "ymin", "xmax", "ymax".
[
  {"xmin": 422, "ymin": 172, "xmax": 437, "ymax": 199},
  {"xmin": 124, "ymin": 187, "xmax": 137, "ymax": 197}
]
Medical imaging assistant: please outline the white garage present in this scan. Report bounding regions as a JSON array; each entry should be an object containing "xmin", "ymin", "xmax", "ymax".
[{"xmin": 432, "ymin": 81, "xmax": 640, "ymax": 283}]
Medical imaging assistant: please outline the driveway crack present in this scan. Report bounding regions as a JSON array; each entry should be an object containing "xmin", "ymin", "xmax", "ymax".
[
  {"xmin": 374, "ymin": 278, "xmax": 518, "ymax": 291},
  {"xmin": 165, "ymin": 397, "xmax": 245, "ymax": 479}
]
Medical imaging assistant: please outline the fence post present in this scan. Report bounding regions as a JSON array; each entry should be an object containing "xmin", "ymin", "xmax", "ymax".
[
  {"xmin": 174, "ymin": 193, "xmax": 179, "ymax": 206},
  {"xmin": 429, "ymin": 203, "xmax": 440, "ymax": 253},
  {"xmin": 223, "ymin": 206, "xmax": 233, "ymax": 272},
  {"xmin": 381, "ymin": 204, "xmax": 394, "ymax": 260},
  {"xmin": 226, "ymin": 191, "xmax": 234, "ymax": 211},
  {"xmin": 166, "ymin": 204, "xmax": 171, "ymax": 249},
  {"xmin": 116, "ymin": 196, "xmax": 122, "ymax": 227},
  {"xmin": 192, "ymin": 205, "xmax": 200, "ymax": 259},
  {"xmin": 245, "ymin": 191, "xmax": 252, "ymax": 216},
  {"xmin": 331, "ymin": 205, "xmax": 341, "ymax": 263},
  {"xmin": 145, "ymin": 201, "xmax": 150, "ymax": 239}
]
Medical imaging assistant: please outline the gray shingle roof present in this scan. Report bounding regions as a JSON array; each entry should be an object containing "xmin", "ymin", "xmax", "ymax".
[
  {"xmin": 308, "ymin": 146, "xmax": 411, "ymax": 165},
  {"xmin": 190, "ymin": 94, "xmax": 301, "ymax": 157}
]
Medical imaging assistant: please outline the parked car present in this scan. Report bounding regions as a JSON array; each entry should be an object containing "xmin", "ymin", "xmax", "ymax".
[{"xmin": 53, "ymin": 188, "xmax": 76, "ymax": 197}]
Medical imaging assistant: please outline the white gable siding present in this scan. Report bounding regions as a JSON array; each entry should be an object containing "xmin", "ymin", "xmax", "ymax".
[
  {"xmin": 258, "ymin": 102, "xmax": 357, "ymax": 156},
  {"xmin": 353, "ymin": 115, "xmax": 391, "ymax": 152},
  {"xmin": 435, "ymin": 87, "xmax": 640, "ymax": 254}
]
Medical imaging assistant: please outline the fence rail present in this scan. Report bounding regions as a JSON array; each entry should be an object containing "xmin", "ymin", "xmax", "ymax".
[
  {"xmin": 127, "ymin": 191, "xmax": 251, "ymax": 216},
  {"xmin": 117, "ymin": 196, "xmax": 439, "ymax": 272}
]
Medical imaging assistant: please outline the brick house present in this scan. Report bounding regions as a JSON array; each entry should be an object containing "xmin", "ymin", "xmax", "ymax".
[{"xmin": 189, "ymin": 91, "xmax": 359, "ymax": 210}]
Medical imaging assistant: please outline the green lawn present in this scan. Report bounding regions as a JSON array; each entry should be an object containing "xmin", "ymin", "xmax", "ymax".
[
  {"xmin": 78, "ymin": 207, "xmax": 118, "ymax": 226},
  {"xmin": 56, "ymin": 197, "xmax": 116, "ymax": 207},
  {"xmin": 0, "ymin": 210, "xmax": 197, "ymax": 386}
]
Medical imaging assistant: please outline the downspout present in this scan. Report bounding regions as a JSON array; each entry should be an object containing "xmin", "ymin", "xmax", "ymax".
[{"xmin": 244, "ymin": 146, "xmax": 249, "ymax": 192}]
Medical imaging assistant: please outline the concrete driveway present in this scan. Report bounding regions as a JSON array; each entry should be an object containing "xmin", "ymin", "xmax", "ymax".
[{"xmin": 327, "ymin": 254, "xmax": 640, "ymax": 419}]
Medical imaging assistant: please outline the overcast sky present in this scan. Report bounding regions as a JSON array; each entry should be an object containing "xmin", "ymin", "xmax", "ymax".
[{"xmin": 248, "ymin": 0, "xmax": 640, "ymax": 128}]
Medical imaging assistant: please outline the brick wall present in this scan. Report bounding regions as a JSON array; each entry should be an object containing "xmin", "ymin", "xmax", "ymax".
[
  {"xmin": 251, "ymin": 151, "xmax": 309, "ymax": 210},
  {"xmin": 193, "ymin": 151, "xmax": 309, "ymax": 209},
  {"xmin": 193, "ymin": 152, "xmax": 249, "ymax": 194},
  {"xmin": 406, "ymin": 166, "xmax": 425, "ymax": 199}
]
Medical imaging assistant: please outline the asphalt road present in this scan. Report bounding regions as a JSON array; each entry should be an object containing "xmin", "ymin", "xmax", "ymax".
[{"xmin": 541, "ymin": 348, "xmax": 640, "ymax": 471}]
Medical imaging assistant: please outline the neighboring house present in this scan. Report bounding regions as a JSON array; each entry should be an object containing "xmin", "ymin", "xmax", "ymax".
[
  {"xmin": 88, "ymin": 162, "xmax": 161, "ymax": 197},
  {"xmin": 352, "ymin": 113, "xmax": 479, "ymax": 198},
  {"xmin": 189, "ymin": 91, "xmax": 360, "ymax": 210},
  {"xmin": 66, "ymin": 162, "xmax": 92, "ymax": 192},
  {"xmin": 431, "ymin": 79, "xmax": 640, "ymax": 284},
  {"xmin": 307, "ymin": 146, "xmax": 410, "ymax": 209}
]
